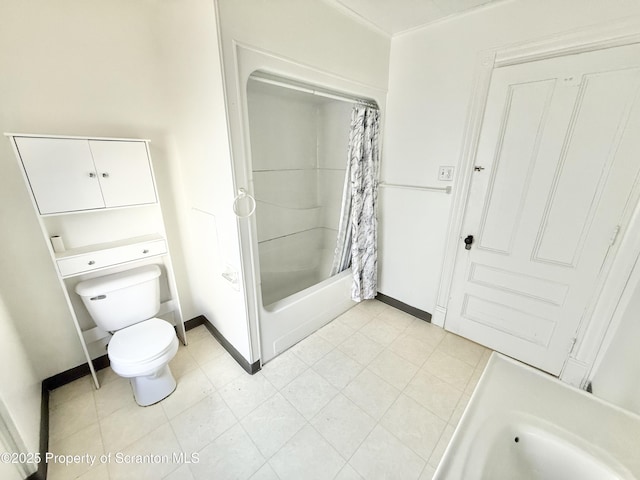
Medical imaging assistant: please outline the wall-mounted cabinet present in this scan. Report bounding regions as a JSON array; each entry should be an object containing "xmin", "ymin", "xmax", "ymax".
[
  {"xmin": 7, "ymin": 133, "xmax": 185, "ymax": 389},
  {"xmin": 16, "ymin": 137, "xmax": 157, "ymax": 214}
]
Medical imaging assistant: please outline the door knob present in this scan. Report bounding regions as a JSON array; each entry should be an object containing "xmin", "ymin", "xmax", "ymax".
[{"xmin": 464, "ymin": 235, "xmax": 474, "ymax": 250}]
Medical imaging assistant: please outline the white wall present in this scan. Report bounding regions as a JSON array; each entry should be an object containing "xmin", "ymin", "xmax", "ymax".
[
  {"xmin": 380, "ymin": 0, "xmax": 640, "ymax": 314},
  {"xmin": 0, "ymin": 0, "xmax": 232, "ymax": 377},
  {"xmin": 0, "ymin": 295, "xmax": 41, "ymax": 464}
]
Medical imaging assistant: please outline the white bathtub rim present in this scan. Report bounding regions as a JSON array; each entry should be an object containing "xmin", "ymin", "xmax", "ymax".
[
  {"xmin": 260, "ymin": 267, "xmax": 352, "ymax": 313},
  {"xmin": 435, "ymin": 353, "xmax": 640, "ymax": 479}
]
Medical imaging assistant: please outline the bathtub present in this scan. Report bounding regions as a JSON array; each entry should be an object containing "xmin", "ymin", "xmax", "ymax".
[{"xmin": 435, "ymin": 354, "xmax": 640, "ymax": 480}]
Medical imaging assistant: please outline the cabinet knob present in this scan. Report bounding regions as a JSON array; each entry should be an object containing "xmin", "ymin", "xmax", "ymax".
[
  {"xmin": 101, "ymin": 172, "xmax": 109, "ymax": 178},
  {"xmin": 88, "ymin": 172, "xmax": 96, "ymax": 178},
  {"xmin": 142, "ymin": 249, "xmax": 149, "ymax": 254},
  {"xmin": 88, "ymin": 260, "xmax": 95, "ymax": 265}
]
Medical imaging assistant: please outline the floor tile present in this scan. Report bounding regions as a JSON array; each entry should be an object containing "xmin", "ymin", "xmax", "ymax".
[
  {"xmin": 189, "ymin": 423, "xmax": 265, "ymax": 480},
  {"xmin": 290, "ymin": 334, "xmax": 334, "ymax": 366},
  {"xmin": 375, "ymin": 307, "xmax": 415, "ymax": 332},
  {"xmin": 260, "ymin": 350, "xmax": 308, "ymax": 390},
  {"xmin": 49, "ymin": 390, "xmax": 98, "ymax": 443},
  {"xmin": 164, "ymin": 464, "xmax": 196, "ymax": 480},
  {"xmin": 423, "ymin": 349, "xmax": 474, "ymax": 391},
  {"xmin": 312, "ymin": 348, "xmax": 364, "ymax": 390},
  {"xmin": 368, "ymin": 349, "xmax": 419, "ymax": 390},
  {"xmin": 171, "ymin": 392, "xmax": 237, "ymax": 455},
  {"xmin": 250, "ymin": 463, "xmax": 279, "ymax": 480},
  {"xmin": 388, "ymin": 333, "xmax": 435, "ymax": 367},
  {"xmin": 96, "ymin": 366, "xmax": 121, "ymax": 386},
  {"xmin": 161, "ymin": 368, "xmax": 215, "ymax": 419},
  {"xmin": 381, "ymin": 394, "xmax": 446, "ymax": 461},
  {"xmin": 337, "ymin": 332, "xmax": 384, "ymax": 366},
  {"xmin": 241, "ymin": 392, "xmax": 306, "ymax": 458},
  {"xmin": 219, "ymin": 372, "xmax": 277, "ymax": 419},
  {"xmin": 311, "ymin": 393, "xmax": 376, "ymax": 459},
  {"xmin": 358, "ymin": 317, "xmax": 402, "ymax": 346},
  {"xmin": 187, "ymin": 335, "xmax": 227, "ymax": 366},
  {"xmin": 317, "ymin": 319, "xmax": 355, "ymax": 346},
  {"xmin": 185, "ymin": 325, "xmax": 213, "ymax": 343},
  {"xmin": 350, "ymin": 425, "xmax": 425, "ymax": 480},
  {"xmin": 449, "ymin": 394, "xmax": 471, "ymax": 427},
  {"xmin": 49, "ymin": 375, "xmax": 95, "ymax": 410},
  {"xmin": 200, "ymin": 353, "xmax": 246, "ymax": 389},
  {"xmin": 404, "ymin": 320, "xmax": 446, "ymax": 347},
  {"xmin": 77, "ymin": 463, "xmax": 109, "ymax": 480},
  {"xmin": 281, "ymin": 369, "xmax": 338, "ymax": 420},
  {"xmin": 47, "ymin": 306, "xmax": 472, "ymax": 480},
  {"xmin": 335, "ymin": 307, "xmax": 373, "ymax": 331},
  {"xmin": 47, "ymin": 422, "xmax": 104, "ymax": 480},
  {"xmin": 94, "ymin": 376, "xmax": 137, "ymax": 419},
  {"xmin": 343, "ymin": 369, "xmax": 399, "ymax": 420},
  {"xmin": 353, "ymin": 299, "xmax": 389, "ymax": 316},
  {"xmin": 99, "ymin": 401, "xmax": 167, "ymax": 452},
  {"xmin": 437, "ymin": 333, "xmax": 486, "ymax": 367},
  {"xmin": 108, "ymin": 423, "xmax": 183, "ymax": 480},
  {"xmin": 405, "ymin": 369, "xmax": 463, "ymax": 421},
  {"xmin": 269, "ymin": 425, "xmax": 345, "ymax": 480},
  {"xmin": 170, "ymin": 345, "xmax": 200, "ymax": 380},
  {"xmin": 419, "ymin": 464, "xmax": 437, "ymax": 480},
  {"xmin": 335, "ymin": 463, "xmax": 364, "ymax": 480}
]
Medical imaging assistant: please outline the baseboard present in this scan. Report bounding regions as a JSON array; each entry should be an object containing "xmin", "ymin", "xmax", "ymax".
[
  {"xmin": 198, "ymin": 315, "xmax": 261, "ymax": 375},
  {"xmin": 375, "ymin": 292, "xmax": 432, "ymax": 322},
  {"xmin": 184, "ymin": 316, "xmax": 206, "ymax": 331}
]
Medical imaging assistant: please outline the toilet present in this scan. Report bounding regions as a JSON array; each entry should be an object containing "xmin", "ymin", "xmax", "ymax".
[{"xmin": 75, "ymin": 265, "xmax": 179, "ymax": 406}]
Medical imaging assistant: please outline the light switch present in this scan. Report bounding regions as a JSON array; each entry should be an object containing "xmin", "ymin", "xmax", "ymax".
[{"xmin": 439, "ymin": 166, "xmax": 454, "ymax": 181}]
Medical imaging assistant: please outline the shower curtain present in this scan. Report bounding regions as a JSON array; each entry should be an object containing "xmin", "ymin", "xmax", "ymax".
[{"xmin": 331, "ymin": 104, "xmax": 380, "ymax": 301}]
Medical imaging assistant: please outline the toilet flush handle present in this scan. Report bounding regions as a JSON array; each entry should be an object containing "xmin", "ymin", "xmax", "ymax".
[{"xmin": 90, "ymin": 295, "xmax": 107, "ymax": 301}]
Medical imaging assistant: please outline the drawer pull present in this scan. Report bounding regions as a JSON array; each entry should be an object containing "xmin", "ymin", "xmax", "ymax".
[
  {"xmin": 88, "ymin": 260, "xmax": 95, "ymax": 265},
  {"xmin": 142, "ymin": 249, "xmax": 149, "ymax": 254}
]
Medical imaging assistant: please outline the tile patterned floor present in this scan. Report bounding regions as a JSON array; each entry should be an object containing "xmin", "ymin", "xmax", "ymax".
[{"xmin": 47, "ymin": 300, "xmax": 491, "ymax": 480}]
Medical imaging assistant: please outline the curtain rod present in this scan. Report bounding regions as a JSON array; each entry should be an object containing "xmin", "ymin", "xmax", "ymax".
[{"xmin": 249, "ymin": 74, "xmax": 378, "ymax": 109}]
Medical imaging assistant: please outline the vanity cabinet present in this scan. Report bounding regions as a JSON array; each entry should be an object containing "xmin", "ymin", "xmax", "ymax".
[
  {"xmin": 7, "ymin": 133, "xmax": 185, "ymax": 389},
  {"xmin": 16, "ymin": 136, "xmax": 156, "ymax": 214}
]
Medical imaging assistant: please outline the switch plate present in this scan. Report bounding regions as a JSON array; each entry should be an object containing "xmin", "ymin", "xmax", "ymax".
[{"xmin": 438, "ymin": 166, "xmax": 455, "ymax": 181}]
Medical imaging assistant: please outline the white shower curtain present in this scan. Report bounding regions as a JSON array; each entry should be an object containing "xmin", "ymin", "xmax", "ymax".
[{"xmin": 330, "ymin": 104, "xmax": 380, "ymax": 301}]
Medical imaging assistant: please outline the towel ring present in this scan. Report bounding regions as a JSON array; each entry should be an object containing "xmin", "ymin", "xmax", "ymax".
[{"xmin": 232, "ymin": 188, "xmax": 256, "ymax": 218}]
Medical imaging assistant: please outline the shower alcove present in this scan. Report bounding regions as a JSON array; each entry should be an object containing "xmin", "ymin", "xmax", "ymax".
[
  {"xmin": 247, "ymin": 75, "xmax": 353, "ymax": 306},
  {"xmin": 239, "ymin": 69, "xmax": 382, "ymax": 364}
]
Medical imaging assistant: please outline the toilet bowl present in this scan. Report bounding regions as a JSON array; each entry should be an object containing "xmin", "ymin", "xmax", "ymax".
[
  {"xmin": 108, "ymin": 318, "xmax": 179, "ymax": 406},
  {"xmin": 75, "ymin": 265, "xmax": 179, "ymax": 406}
]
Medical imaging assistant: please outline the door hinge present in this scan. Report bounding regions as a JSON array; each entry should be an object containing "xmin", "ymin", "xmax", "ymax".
[{"xmin": 609, "ymin": 225, "xmax": 621, "ymax": 246}]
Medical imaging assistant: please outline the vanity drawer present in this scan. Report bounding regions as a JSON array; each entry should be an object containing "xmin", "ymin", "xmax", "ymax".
[{"xmin": 57, "ymin": 239, "xmax": 167, "ymax": 276}]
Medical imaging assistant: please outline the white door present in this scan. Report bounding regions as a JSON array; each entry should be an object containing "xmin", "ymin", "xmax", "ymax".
[
  {"xmin": 446, "ymin": 44, "xmax": 640, "ymax": 375},
  {"xmin": 16, "ymin": 137, "xmax": 104, "ymax": 214},
  {"xmin": 89, "ymin": 140, "xmax": 157, "ymax": 208}
]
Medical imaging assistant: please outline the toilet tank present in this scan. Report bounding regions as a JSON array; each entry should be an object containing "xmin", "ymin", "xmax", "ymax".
[{"xmin": 75, "ymin": 265, "xmax": 161, "ymax": 331}]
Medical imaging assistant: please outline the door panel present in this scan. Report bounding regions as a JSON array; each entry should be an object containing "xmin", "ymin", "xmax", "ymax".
[{"xmin": 446, "ymin": 44, "xmax": 640, "ymax": 375}]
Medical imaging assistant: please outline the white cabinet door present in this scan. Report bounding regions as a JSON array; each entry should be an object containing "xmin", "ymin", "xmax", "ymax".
[
  {"xmin": 446, "ymin": 43, "xmax": 640, "ymax": 375},
  {"xmin": 89, "ymin": 141, "xmax": 157, "ymax": 208},
  {"xmin": 16, "ymin": 137, "xmax": 104, "ymax": 214}
]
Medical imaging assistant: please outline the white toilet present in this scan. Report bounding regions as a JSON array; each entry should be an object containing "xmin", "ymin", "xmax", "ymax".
[{"xmin": 75, "ymin": 265, "xmax": 179, "ymax": 406}]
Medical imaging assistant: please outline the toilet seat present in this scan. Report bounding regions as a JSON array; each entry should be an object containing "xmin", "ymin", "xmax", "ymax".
[{"xmin": 108, "ymin": 318, "xmax": 178, "ymax": 377}]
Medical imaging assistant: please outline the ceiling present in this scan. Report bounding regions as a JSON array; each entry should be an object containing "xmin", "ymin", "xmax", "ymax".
[{"xmin": 328, "ymin": 0, "xmax": 508, "ymax": 36}]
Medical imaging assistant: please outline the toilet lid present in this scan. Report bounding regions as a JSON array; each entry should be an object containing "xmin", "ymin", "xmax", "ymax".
[{"xmin": 108, "ymin": 318, "xmax": 176, "ymax": 364}]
